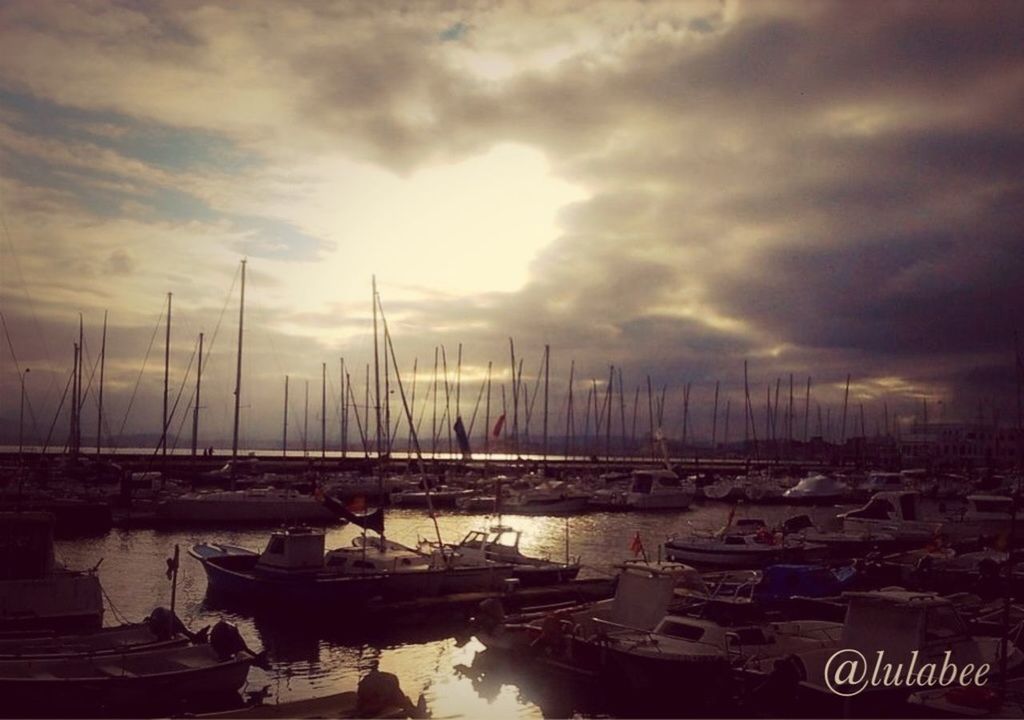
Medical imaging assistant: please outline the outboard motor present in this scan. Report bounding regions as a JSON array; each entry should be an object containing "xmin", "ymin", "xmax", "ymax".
[
  {"xmin": 146, "ymin": 606, "xmax": 186, "ymax": 640},
  {"xmin": 209, "ymin": 620, "xmax": 269, "ymax": 668},
  {"xmin": 473, "ymin": 598, "xmax": 506, "ymax": 633}
]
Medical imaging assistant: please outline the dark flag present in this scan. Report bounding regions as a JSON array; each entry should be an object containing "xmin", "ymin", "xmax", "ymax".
[
  {"xmin": 492, "ymin": 413, "xmax": 506, "ymax": 438},
  {"xmin": 454, "ymin": 416, "xmax": 472, "ymax": 457},
  {"xmin": 320, "ymin": 493, "xmax": 385, "ymax": 534}
]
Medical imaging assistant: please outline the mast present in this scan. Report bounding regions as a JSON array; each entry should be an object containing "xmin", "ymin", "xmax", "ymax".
[
  {"xmin": 191, "ymin": 332, "xmax": 203, "ymax": 457},
  {"xmin": 646, "ymin": 375, "xmax": 654, "ymax": 460},
  {"xmin": 163, "ymin": 293, "xmax": 171, "ymax": 458},
  {"xmin": 96, "ymin": 311, "xmax": 107, "ymax": 455},
  {"xmin": 840, "ymin": 373, "xmax": 851, "ymax": 444},
  {"xmin": 484, "ymin": 361, "xmax": 492, "ymax": 456},
  {"xmin": 321, "ymin": 362, "xmax": 327, "ymax": 460},
  {"xmin": 70, "ymin": 343, "xmax": 78, "ymax": 456},
  {"xmin": 77, "ymin": 315, "xmax": 84, "ymax": 455},
  {"xmin": 340, "ymin": 358, "xmax": 347, "ymax": 459},
  {"xmin": 283, "ymin": 375, "xmax": 289, "ymax": 458},
  {"xmin": 509, "ymin": 338, "xmax": 518, "ymax": 457},
  {"xmin": 618, "ymin": 368, "xmax": 626, "ymax": 457},
  {"xmin": 565, "ymin": 360, "xmax": 575, "ymax": 459},
  {"xmin": 804, "ymin": 376, "xmax": 812, "ymax": 442},
  {"xmin": 230, "ymin": 259, "xmax": 246, "ymax": 484},
  {"xmin": 431, "ymin": 347, "xmax": 438, "ymax": 457},
  {"xmin": 543, "ymin": 345, "xmax": 550, "ymax": 467},
  {"xmin": 711, "ymin": 380, "xmax": 720, "ymax": 450},
  {"xmin": 605, "ymin": 365, "xmax": 613, "ymax": 462},
  {"xmin": 372, "ymin": 275, "xmax": 382, "ymax": 462},
  {"xmin": 303, "ymin": 379, "xmax": 309, "ymax": 457}
]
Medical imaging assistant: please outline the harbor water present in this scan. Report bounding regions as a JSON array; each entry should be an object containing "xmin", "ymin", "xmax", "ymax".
[{"xmin": 54, "ymin": 502, "xmax": 855, "ymax": 718}]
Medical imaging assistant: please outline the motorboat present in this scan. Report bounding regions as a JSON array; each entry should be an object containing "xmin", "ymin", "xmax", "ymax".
[
  {"xmin": 664, "ymin": 519, "xmax": 827, "ymax": 569},
  {"xmin": 433, "ymin": 526, "xmax": 581, "ymax": 586},
  {"xmin": 782, "ymin": 474, "xmax": 852, "ymax": 504},
  {"xmin": 942, "ymin": 494, "xmax": 1024, "ymax": 542},
  {"xmin": 838, "ymin": 491, "xmax": 944, "ymax": 543},
  {"xmin": 786, "ymin": 590, "xmax": 1024, "ymax": 713},
  {"xmin": 0, "ymin": 512, "xmax": 103, "ymax": 633},
  {"xmin": 502, "ymin": 480, "xmax": 591, "ymax": 515},
  {"xmin": 191, "ymin": 525, "xmax": 513, "ymax": 607},
  {"xmin": 780, "ymin": 514, "xmax": 898, "ymax": 557},
  {"xmin": 589, "ymin": 469, "xmax": 694, "ymax": 511},
  {"xmin": 156, "ymin": 487, "xmax": 339, "ymax": 525}
]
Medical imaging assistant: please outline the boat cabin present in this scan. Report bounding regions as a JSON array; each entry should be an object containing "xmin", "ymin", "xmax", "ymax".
[
  {"xmin": 840, "ymin": 590, "xmax": 974, "ymax": 659},
  {"xmin": 863, "ymin": 472, "xmax": 908, "ymax": 493},
  {"xmin": 843, "ymin": 491, "xmax": 923, "ymax": 522},
  {"xmin": 455, "ymin": 527, "xmax": 523, "ymax": 560},
  {"xmin": 257, "ymin": 527, "xmax": 325, "ymax": 571},
  {"xmin": 964, "ymin": 494, "xmax": 1014, "ymax": 519},
  {"xmin": 629, "ymin": 469, "xmax": 684, "ymax": 494}
]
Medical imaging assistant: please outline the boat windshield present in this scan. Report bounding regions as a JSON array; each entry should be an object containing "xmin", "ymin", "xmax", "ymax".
[{"xmin": 657, "ymin": 620, "xmax": 706, "ymax": 641}]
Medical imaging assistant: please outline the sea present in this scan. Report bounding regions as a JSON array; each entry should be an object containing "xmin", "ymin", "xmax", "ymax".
[{"xmin": 54, "ymin": 501, "xmax": 860, "ymax": 719}]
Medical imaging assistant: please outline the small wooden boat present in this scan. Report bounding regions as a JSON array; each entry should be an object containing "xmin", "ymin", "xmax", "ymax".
[
  {"xmin": 0, "ymin": 642, "xmax": 254, "ymax": 715},
  {"xmin": 0, "ymin": 619, "xmax": 189, "ymax": 660}
]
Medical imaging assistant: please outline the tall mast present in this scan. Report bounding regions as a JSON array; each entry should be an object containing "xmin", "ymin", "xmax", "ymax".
[
  {"xmin": 484, "ymin": 361, "xmax": 492, "ymax": 456},
  {"xmin": 543, "ymin": 345, "xmax": 550, "ymax": 467},
  {"xmin": 70, "ymin": 343, "xmax": 78, "ymax": 456},
  {"xmin": 163, "ymin": 293, "xmax": 171, "ymax": 458},
  {"xmin": 431, "ymin": 347, "xmax": 438, "ymax": 456},
  {"xmin": 230, "ymin": 259, "xmax": 246, "ymax": 486},
  {"xmin": 340, "ymin": 358, "xmax": 347, "ymax": 459},
  {"xmin": 605, "ymin": 365, "xmax": 613, "ymax": 461},
  {"xmin": 321, "ymin": 361, "xmax": 327, "ymax": 460},
  {"xmin": 77, "ymin": 315, "xmax": 84, "ymax": 455},
  {"xmin": 303, "ymin": 379, "xmax": 309, "ymax": 457},
  {"xmin": 283, "ymin": 375, "xmax": 289, "ymax": 458},
  {"xmin": 565, "ymin": 360, "xmax": 575, "ymax": 459},
  {"xmin": 646, "ymin": 375, "xmax": 654, "ymax": 460},
  {"xmin": 804, "ymin": 376, "xmax": 812, "ymax": 442},
  {"xmin": 372, "ymin": 275, "xmax": 382, "ymax": 462},
  {"xmin": 509, "ymin": 338, "xmax": 518, "ymax": 457},
  {"xmin": 840, "ymin": 373, "xmax": 851, "ymax": 444},
  {"xmin": 96, "ymin": 310, "xmax": 107, "ymax": 455},
  {"xmin": 191, "ymin": 332, "xmax": 203, "ymax": 457},
  {"xmin": 618, "ymin": 368, "xmax": 626, "ymax": 457},
  {"xmin": 711, "ymin": 380, "xmax": 720, "ymax": 450}
]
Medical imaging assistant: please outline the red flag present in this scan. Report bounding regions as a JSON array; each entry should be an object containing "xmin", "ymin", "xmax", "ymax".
[
  {"xmin": 630, "ymin": 532, "xmax": 645, "ymax": 557},
  {"xmin": 492, "ymin": 413, "xmax": 506, "ymax": 438}
]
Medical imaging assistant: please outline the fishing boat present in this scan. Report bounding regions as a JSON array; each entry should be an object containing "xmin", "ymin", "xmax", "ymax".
[
  {"xmin": 0, "ymin": 631, "xmax": 255, "ymax": 716},
  {"xmin": 588, "ymin": 469, "xmax": 694, "ymax": 511},
  {"xmin": 0, "ymin": 608, "xmax": 195, "ymax": 660},
  {"xmin": 156, "ymin": 487, "xmax": 340, "ymax": 525},
  {"xmin": 781, "ymin": 474, "xmax": 852, "ymax": 504},
  {"xmin": 1, "ymin": 512, "xmax": 103, "ymax": 634},
  {"xmin": 838, "ymin": 490, "xmax": 944, "ymax": 543}
]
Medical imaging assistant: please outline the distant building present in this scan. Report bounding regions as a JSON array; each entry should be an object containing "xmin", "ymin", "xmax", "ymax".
[{"xmin": 898, "ymin": 422, "xmax": 1024, "ymax": 469}]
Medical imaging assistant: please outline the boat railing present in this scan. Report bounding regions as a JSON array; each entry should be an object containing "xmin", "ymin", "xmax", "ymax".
[{"xmin": 589, "ymin": 617, "xmax": 728, "ymax": 653}]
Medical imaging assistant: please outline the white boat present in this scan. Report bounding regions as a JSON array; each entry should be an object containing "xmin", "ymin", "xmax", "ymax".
[
  {"xmin": 780, "ymin": 514, "xmax": 897, "ymax": 556},
  {"xmin": 156, "ymin": 487, "xmax": 339, "ymax": 525},
  {"xmin": 664, "ymin": 524, "xmax": 827, "ymax": 568},
  {"xmin": 791, "ymin": 590, "xmax": 1024, "ymax": 707},
  {"xmin": 855, "ymin": 471, "xmax": 912, "ymax": 498},
  {"xmin": 590, "ymin": 469, "xmax": 695, "ymax": 510},
  {"xmin": 431, "ymin": 526, "xmax": 581, "ymax": 586},
  {"xmin": 502, "ymin": 479, "xmax": 591, "ymax": 515},
  {"xmin": 0, "ymin": 512, "xmax": 103, "ymax": 634},
  {"xmin": 943, "ymin": 494, "xmax": 1024, "ymax": 542},
  {"xmin": 702, "ymin": 477, "xmax": 746, "ymax": 501},
  {"xmin": 782, "ymin": 474, "xmax": 852, "ymax": 504},
  {"xmin": 838, "ymin": 490, "xmax": 944, "ymax": 543}
]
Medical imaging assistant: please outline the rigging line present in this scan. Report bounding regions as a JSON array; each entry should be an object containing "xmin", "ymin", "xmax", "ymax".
[
  {"xmin": 345, "ymin": 373, "xmax": 370, "ymax": 454},
  {"xmin": 41, "ymin": 367, "xmax": 74, "ymax": 454},
  {"xmin": 0, "ymin": 310, "xmax": 41, "ymax": 439},
  {"xmin": 466, "ymin": 377, "xmax": 487, "ymax": 436},
  {"xmin": 0, "ymin": 211, "xmax": 58, "ymax": 402},
  {"xmin": 141, "ymin": 339, "xmax": 198, "ymax": 471},
  {"xmin": 167, "ymin": 338, "xmax": 201, "ymax": 453},
  {"xmin": 113, "ymin": 304, "xmax": 165, "ymax": 448},
  {"xmin": 524, "ymin": 348, "xmax": 545, "ymax": 429}
]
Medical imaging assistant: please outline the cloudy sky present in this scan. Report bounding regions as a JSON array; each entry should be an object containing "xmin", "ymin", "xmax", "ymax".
[{"xmin": 1, "ymin": 0, "xmax": 1022, "ymax": 452}]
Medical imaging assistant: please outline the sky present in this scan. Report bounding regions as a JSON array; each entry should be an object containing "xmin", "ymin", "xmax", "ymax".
[{"xmin": 1, "ymin": 0, "xmax": 1023, "ymax": 452}]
